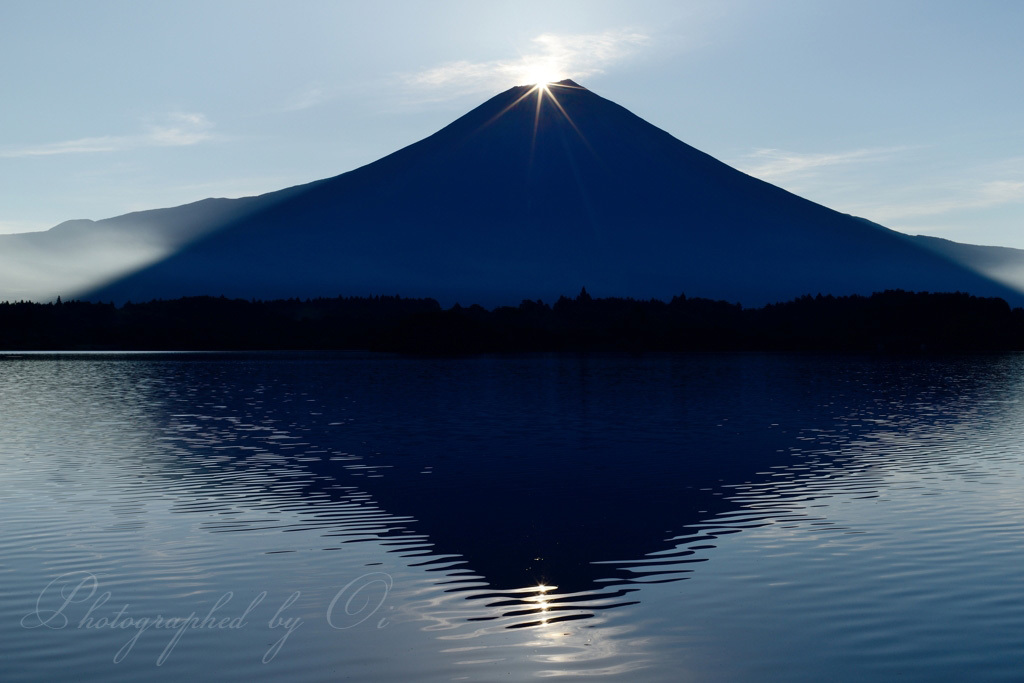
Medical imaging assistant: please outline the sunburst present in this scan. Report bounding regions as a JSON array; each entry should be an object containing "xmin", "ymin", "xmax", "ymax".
[{"xmin": 482, "ymin": 79, "xmax": 592, "ymax": 170}]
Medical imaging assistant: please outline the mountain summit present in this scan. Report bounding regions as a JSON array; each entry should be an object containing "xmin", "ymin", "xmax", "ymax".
[{"xmin": 5, "ymin": 81, "xmax": 1024, "ymax": 306}]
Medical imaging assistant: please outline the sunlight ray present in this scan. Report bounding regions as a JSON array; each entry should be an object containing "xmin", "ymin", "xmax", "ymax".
[
  {"xmin": 484, "ymin": 85, "xmax": 543, "ymax": 129},
  {"xmin": 529, "ymin": 85, "xmax": 545, "ymax": 165},
  {"xmin": 543, "ymin": 87, "xmax": 586, "ymax": 141}
]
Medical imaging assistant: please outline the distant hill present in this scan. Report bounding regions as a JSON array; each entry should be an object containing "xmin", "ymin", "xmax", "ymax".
[{"xmin": 4, "ymin": 80, "xmax": 1024, "ymax": 307}]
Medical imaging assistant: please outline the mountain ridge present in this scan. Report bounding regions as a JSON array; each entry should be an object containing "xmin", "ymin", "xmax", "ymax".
[{"xmin": 4, "ymin": 81, "xmax": 1024, "ymax": 307}]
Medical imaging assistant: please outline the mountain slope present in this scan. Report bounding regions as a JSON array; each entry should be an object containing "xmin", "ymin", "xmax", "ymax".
[{"xmin": 6, "ymin": 80, "xmax": 1024, "ymax": 307}]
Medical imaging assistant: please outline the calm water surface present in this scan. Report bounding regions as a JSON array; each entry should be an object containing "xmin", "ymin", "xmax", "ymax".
[{"xmin": 3, "ymin": 352, "xmax": 1024, "ymax": 681}]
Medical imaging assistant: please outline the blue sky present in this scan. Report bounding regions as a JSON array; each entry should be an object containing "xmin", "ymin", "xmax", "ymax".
[{"xmin": 2, "ymin": 0, "xmax": 1023, "ymax": 247}]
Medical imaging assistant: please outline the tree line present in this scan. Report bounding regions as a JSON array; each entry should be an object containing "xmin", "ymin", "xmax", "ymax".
[{"xmin": 1, "ymin": 289, "xmax": 1022, "ymax": 353}]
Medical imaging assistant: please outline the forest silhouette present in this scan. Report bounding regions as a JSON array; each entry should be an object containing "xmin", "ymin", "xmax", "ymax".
[{"xmin": 1, "ymin": 289, "xmax": 1021, "ymax": 353}]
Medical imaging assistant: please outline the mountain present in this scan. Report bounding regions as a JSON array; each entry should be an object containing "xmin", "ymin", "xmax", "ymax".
[{"xmin": 4, "ymin": 79, "xmax": 1024, "ymax": 307}]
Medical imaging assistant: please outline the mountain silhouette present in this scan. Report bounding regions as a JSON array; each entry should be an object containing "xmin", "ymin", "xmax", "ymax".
[{"xmin": 6, "ymin": 79, "xmax": 1024, "ymax": 306}]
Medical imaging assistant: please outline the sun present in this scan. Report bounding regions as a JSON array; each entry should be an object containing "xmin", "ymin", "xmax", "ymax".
[{"xmin": 518, "ymin": 60, "xmax": 566, "ymax": 88}]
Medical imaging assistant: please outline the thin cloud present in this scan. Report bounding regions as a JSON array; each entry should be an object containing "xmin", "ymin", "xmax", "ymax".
[
  {"xmin": 865, "ymin": 179, "xmax": 1024, "ymax": 222},
  {"xmin": 737, "ymin": 146, "xmax": 907, "ymax": 183},
  {"xmin": 0, "ymin": 135, "xmax": 125, "ymax": 157},
  {"xmin": 839, "ymin": 155, "xmax": 1024, "ymax": 224},
  {"xmin": 405, "ymin": 30, "xmax": 649, "ymax": 97},
  {"xmin": 736, "ymin": 148, "xmax": 1024, "ymax": 223},
  {"xmin": 0, "ymin": 113, "xmax": 214, "ymax": 158},
  {"xmin": 144, "ymin": 113, "xmax": 214, "ymax": 146},
  {"xmin": 284, "ymin": 86, "xmax": 329, "ymax": 112}
]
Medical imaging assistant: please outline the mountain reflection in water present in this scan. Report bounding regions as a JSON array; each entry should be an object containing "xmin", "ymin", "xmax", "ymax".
[{"xmin": 4, "ymin": 352, "xmax": 1024, "ymax": 681}]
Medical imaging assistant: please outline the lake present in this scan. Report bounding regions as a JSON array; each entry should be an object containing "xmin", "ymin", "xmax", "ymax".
[{"xmin": 3, "ymin": 351, "xmax": 1024, "ymax": 681}]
